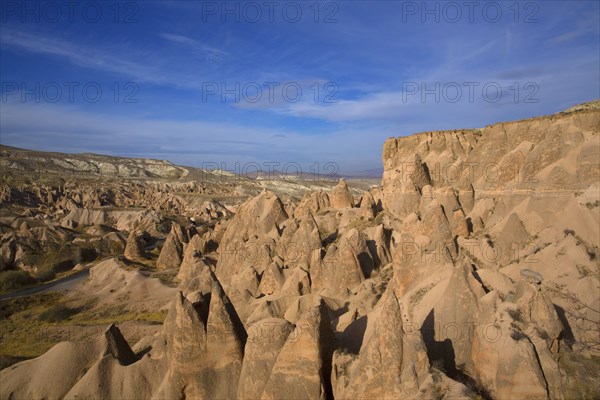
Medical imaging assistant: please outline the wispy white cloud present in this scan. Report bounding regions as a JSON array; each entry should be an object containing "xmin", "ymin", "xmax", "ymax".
[
  {"xmin": 1, "ymin": 1, "xmax": 597, "ymax": 174},
  {"xmin": 159, "ymin": 33, "xmax": 228, "ymax": 59},
  {"xmin": 0, "ymin": 28, "xmax": 223, "ymax": 90},
  {"xmin": 1, "ymin": 28, "xmax": 169, "ymax": 84}
]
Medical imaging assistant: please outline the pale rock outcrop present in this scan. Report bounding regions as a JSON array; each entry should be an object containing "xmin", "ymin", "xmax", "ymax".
[
  {"xmin": 237, "ymin": 318, "xmax": 294, "ymax": 400},
  {"xmin": 287, "ymin": 212, "xmax": 322, "ymax": 270},
  {"xmin": 0, "ymin": 339, "xmax": 106, "ymax": 399},
  {"xmin": 470, "ymin": 292, "xmax": 550, "ymax": 400},
  {"xmin": 1, "ymin": 237, "xmax": 16, "ymax": 270},
  {"xmin": 329, "ymin": 178, "xmax": 354, "ymax": 209},
  {"xmin": 515, "ymin": 281, "xmax": 563, "ymax": 352},
  {"xmin": 0, "ymin": 324, "xmax": 156, "ymax": 400},
  {"xmin": 432, "ymin": 264, "xmax": 486, "ymax": 371},
  {"xmin": 280, "ymin": 267, "xmax": 312, "ymax": 296},
  {"xmin": 261, "ymin": 298, "xmax": 335, "ymax": 400},
  {"xmin": 489, "ymin": 212, "xmax": 532, "ymax": 267},
  {"xmin": 63, "ymin": 325, "xmax": 162, "ymax": 400},
  {"xmin": 230, "ymin": 265, "xmax": 261, "ymax": 298},
  {"xmin": 101, "ymin": 323, "xmax": 136, "ymax": 363},
  {"xmin": 156, "ymin": 283, "xmax": 246, "ymax": 399},
  {"xmin": 382, "ymin": 152, "xmax": 431, "ymax": 218},
  {"xmin": 217, "ymin": 191, "xmax": 288, "ymax": 286},
  {"xmin": 393, "ymin": 201, "xmax": 457, "ymax": 296},
  {"xmin": 18, "ymin": 221, "xmax": 30, "ymax": 237},
  {"xmin": 124, "ymin": 230, "xmax": 144, "ymax": 261},
  {"xmin": 204, "ymin": 281, "xmax": 246, "ymax": 399},
  {"xmin": 315, "ymin": 228, "xmax": 373, "ymax": 297},
  {"xmin": 148, "ymin": 292, "xmax": 206, "ymax": 398},
  {"xmin": 276, "ymin": 218, "xmax": 299, "ymax": 258},
  {"xmin": 513, "ymin": 280, "xmax": 564, "ymax": 398},
  {"xmin": 426, "ymin": 265, "xmax": 552, "ymax": 399},
  {"xmin": 259, "ymin": 262, "xmax": 285, "ymax": 295},
  {"xmin": 295, "ymin": 190, "xmax": 331, "ymax": 219},
  {"xmin": 359, "ymin": 190, "xmax": 376, "ymax": 218},
  {"xmin": 100, "ymin": 231, "xmax": 126, "ymax": 254},
  {"xmin": 341, "ymin": 288, "xmax": 433, "ymax": 399},
  {"xmin": 366, "ymin": 224, "xmax": 392, "ymax": 267},
  {"xmin": 433, "ymin": 186, "xmax": 470, "ymax": 238},
  {"xmin": 176, "ymin": 233, "xmax": 207, "ymax": 279},
  {"xmin": 177, "ymin": 258, "xmax": 215, "ymax": 295},
  {"xmin": 156, "ymin": 223, "xmax": 185, "ymax": 270}
]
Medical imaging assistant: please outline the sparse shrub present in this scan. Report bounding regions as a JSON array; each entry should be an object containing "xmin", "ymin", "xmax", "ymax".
[
  {"xmin": 564, "ymin": 228, "xmax": 575, "ymax": 237},
  {"xmin": 33, "ymin": 269, "xmax": 56, "ymax": 282},
  {"xmin": 586, "ymin": 248, "xmax": 597, "ymax": 261},
  {"xmin": 456, "ymin": 372, "xmax": 493, "ymax": 400},
  {"xmin": 585, "ymin": 200, "xmax": 600, "ymax": 209},
  {"xmin": 576, "ymin": 264, "xmax": 591, "ymax": 278},
  {"xmin": 507, "ymin": 308, "xmax": 524, "ymax": 322},
  {"xmin": 38, "ymin": 304, "xmax": 79, "ymax": 323},
  {"xmin": 538, "ymin": 329, "xmax": 550, "ymax": 341},
  {"xmin": 0, "ymin": 270, "xmax": 35, "ymax": 292},
  {"xmin": 510, "ymin": 329, "xmax": 527, "ymax": 341}
]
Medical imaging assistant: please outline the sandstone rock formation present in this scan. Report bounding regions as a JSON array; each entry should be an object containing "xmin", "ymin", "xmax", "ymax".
[
  {"xmin": 1, "ymin": 103, "xmax": 598, "ymax": 400},
  {"xmin": 295, "ymin": 190, "xmax": 331, "ymax": 219},
  {"xmin": 329, "ymin": 179, "xmax": 354, "ymax": 209},
  {"xmin": 124, "ymin": 230, "xmax": 144, "ymax": 261},
  {"xmin": 156, "ymin": 223, "xmax": 186, "ymax": 270}
]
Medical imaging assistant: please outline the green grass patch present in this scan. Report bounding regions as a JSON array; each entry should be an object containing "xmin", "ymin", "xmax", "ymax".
[{"xmin": 0, "ymin": 292, "xmax": 167, "ymax": 365}]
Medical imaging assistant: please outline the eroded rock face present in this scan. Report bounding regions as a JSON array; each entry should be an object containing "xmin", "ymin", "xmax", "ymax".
[
  {"xmin": 341, "ymin": 288, "xmax": 433, "ymax": 399},
  {"xmin": 295, "ymin": 190, "xmax": 331, "ymax": 219},
  {"xmin": 261, "ymin": 298, "xmax": 335, "ymax": 400},
  {"xmin": 124, "ymin": 230, "xmax": 144, "ymax": 261},
  {"xmin": 101, "ymin": 324, "xmax": 136, "ymax": 364},
  {"xmin": 359, "ymin": 190, "xmax": 376, "ymax": 219},
  {"xmin": 314, "ymin": 228, "xmax": 373, "ymax": 297},
  {"xmin": 2, "ymin": 103, "xmax": 598, "ymax": 400},
  {"xmin": 287, "ymin": 212, "xmax": 322, "ymax": 270},
  {"xmin": 469, "ymin": 292, "xmax": 551, "ymax": 400},
  {"xmin": 156, "ymin": 223, "xmax": 186, "ymax": 270},
  {"xmin": 177, "ymin": 257, "xmax": 215, "ymax": 297},
  {"xmin": 204, "ymin": 281, "xmax": 246, "ymax": 399},
  {"xmin": 330, "ymin": 178, "xmax": 354, "ymax": 209},
  {"xmin": 237, "ymin": 318, "xmax": 294, "ymax": 400},
  {"xmin": 432, "ymin": 265, "xmax": 486, "ymax": 371},
  {"xmin": 381, "ymin": 108, "xmax": 600, "ymax": 219},
  {"xmin": 369, "ymin": 224, "xmax": 392, "ymax": 267},
  {"xmin": 216, "ymin": 191, "xmax": 288, "ymax": 286},
  {"xmin": 393, "ymin": 201, "xmax": 457, "ymax": 296},
  {"xmin": 258, "ymin": 262, "xmax": 285, "ymax": 296}
]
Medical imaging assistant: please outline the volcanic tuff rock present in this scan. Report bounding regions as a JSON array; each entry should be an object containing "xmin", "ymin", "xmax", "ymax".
[
  {"xmin": 329, "ymin": 178, "xmax": 354, "ymax": 209},
  {"xmin": 1, "ymin": 103, "xmax": 599, "ymax": 399},
  {"xmin": 340, "ymin": 287, "xmax": 433, "ymax": 399},
  {"xmin": 295, "ymin": 190, "xmax": 332, "ymax": 219},
  {"xmin": 261, "ymin": 298, "xmax": 335, "ymax": 400},
  {"xmin": 237, "ymin": 317, "xmax": 294, "ymax": 399},
  {"xmin": 382, "ymin": 107, "xmax": 599, "ymax": 218},
  {"xmin": 124, "ymin": 229, "xmax": 145, "ymax": 261},
  {"xmin": 156, "ymin": 223, "xmax": 186, "ymax": 270}
]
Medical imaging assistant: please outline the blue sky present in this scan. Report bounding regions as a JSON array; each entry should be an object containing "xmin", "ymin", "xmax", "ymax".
[{"xmin": 1, "ymin": 1, "xmax": 599, "ymax": 174}]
